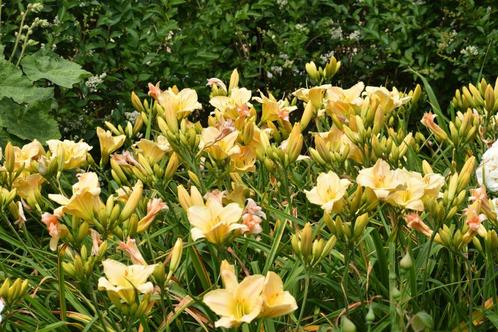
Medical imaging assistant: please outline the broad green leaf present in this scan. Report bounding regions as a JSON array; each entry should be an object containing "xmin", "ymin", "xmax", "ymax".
[
  {"xmin": 0, "ymin": 54, "xmax": 53, "ymax": 104},
  {"xmin": 21, "ymin": 51, "xmax": 91, "ymax": 88},
  {"xmin": 0, "ymin": 98, "xmax": 60, "ymax": 142}
]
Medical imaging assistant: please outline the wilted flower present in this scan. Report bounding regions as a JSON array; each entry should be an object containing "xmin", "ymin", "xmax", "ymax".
[
  {"xmin": 118, "ymin": 238, "xmax": 146, "ymax": 265},
  {"xmin": 137, "ymin": 198, "xmax": 168, "ymax": 232},
  {"xmin": 242, "ymin": 199, "xmax": 266, "ymax": 234},
  {"xmin": 305, "ymin": 171, "xmax": 351, "ymax": 212},
  {"xmin": 404, "ymin": 213, "xmax": 433, "ymax": 237},
  {"xmin": 41, "ymin": 212, "xmax": 68, "ymax": 251}
]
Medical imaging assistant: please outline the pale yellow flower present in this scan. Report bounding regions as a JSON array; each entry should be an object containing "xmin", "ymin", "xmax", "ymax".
[
  {"xmin": 47, "ymin": 139, "xmax": 92, "ymax": 170},
  {"xmin": 13, "ymin": 139, "xmax": 45, "ymax": 171},
  {"xmin": 200, "ymin": 128, "xmax": 241, "ymax": 161},
  {"xmin": 386, "ymin": 170, "xmax": 425, "ymax": 211},
  {"xmin": 135, "ymin": 136, "xmax": 171, "ymax": 164},
  {"xmin": 187, "ymin": 197, "xmax": 245, "ymax": 244},
  {"xmin": 48, "ymin": 172, "xmax": 104, "ymax": 221},
  {"xmin": 260, "ymin": 271, "xmax": 298, "ymax": 318},
  {"xmin": 422, "ymin": 172, "xmax": 445, "ymax": 199},
  {"xmin": 305, "ymin": 171, "xmax": 351, "ymax": 212},
  {"xmin": 203, "ymin": 260, "xmax": 265, "ymax": 328},
  {"xmin": 356, "ymin": 159, "xmax": 401, "ymax": 199},
  {"xmin": 13, "ymin": 173, "xmax": 45, "ymax": 207},
  {"xmin": 155, "ymin": 87, "xmax": 202, "ymax": 119},
  {"xmin": 98, "ymin": 259, "xmax": 157, "ymax": 302},
  {"xmin": 97, "ymin": 127, "xmax": 126, "ymax": 161},
  {"xmin": 210, "ymin": 87, "xmax": 253, "ymax": 119}
]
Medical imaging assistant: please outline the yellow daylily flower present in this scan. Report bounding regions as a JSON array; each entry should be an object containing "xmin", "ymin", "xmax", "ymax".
[
  {"xmin": 305, "ymin": 171, "xmax": 351, "ymax": 212},
  {"xmin": 97, "ymin": 127, "xmax": 126, "ymax": 163},
  {"xmin": 210, "ymin": 87, "xmax": 253, "ymax": 119},
  {"xmin": 260, "ymin": 271, "xmax": 298, "ymax": 318},
  {"xmin": 98, "ymin": 259, "xmax": 157, "ymax": 303},
  {"xmin": 326, "ymin": 82, "xmax": 364, "ymax": 121},
  {"xmin": 47, "ymin": 139, "xmax": 92, "ymax": 170},
  {"xmin": 200, "ymin": 128, "xmax": 241, "ymax": 161},
  {"xmin": 203, "ymin": 260, "xmax": 265, "ymax": 328},
  {"xmin": 187, "ymin": 196, "xmax": 245, "ymax": 244},
  {"xmin": 13, "ymin": 139, "xmax": 45, "ymax": 171},
  {"xmin": 154, "ymin": 86, "xmax": 202, "ymax": 119},
  {"xmin": 135, "ymin": 136, "xmax": 171, "ymax": 164},
  {"xmin": 13, "ymin": 173, "xmax": 45, "ymax": 207},
  {"xmin": 48, "ymin": 172, "xmax": 104, "ymax": 221},
  {"xmin": 386, "ymin": 170, "xmax": 425, "ymax": 211},
  {"xmin": 356, "ymin": 159, "xmax": 401, "ymax": 199},
  {"xmin": 253, "ymin": 92, "xmax": 297, "ymax": 124}
]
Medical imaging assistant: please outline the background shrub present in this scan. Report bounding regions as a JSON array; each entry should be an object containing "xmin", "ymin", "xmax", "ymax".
[{"xmin": 2, "ymin": 0, "xmax": 498, "ymax": 142}]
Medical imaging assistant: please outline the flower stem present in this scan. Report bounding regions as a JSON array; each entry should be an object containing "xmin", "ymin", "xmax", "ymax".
[{"xmin": 297, "ymin": 271, "xmax": 310, "ymax": 326}]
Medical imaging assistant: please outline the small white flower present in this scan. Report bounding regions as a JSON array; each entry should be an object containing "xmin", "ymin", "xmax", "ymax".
[{"xmin": 0, "ymin": 298, "xmax": 4, "ymax": 323}]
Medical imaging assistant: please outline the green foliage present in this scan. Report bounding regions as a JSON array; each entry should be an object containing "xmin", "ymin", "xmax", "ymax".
[
  {"xmin": 21, "ymin": 50, "xmax": 91, "ymax": 88},
  {"xmin": 3, "ymin": 0, "xmax": 497, "ymax": 142}
]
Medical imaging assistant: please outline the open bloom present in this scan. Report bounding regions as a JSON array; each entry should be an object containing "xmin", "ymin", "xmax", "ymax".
[
  {"xmin": 98, "ymin": 259, "xmax": 157, "ymax": 302},
  {"xmin": 476, "ymin": 140, "xmax": 498, "ymax": 192},
  {"xmin": 203, "ymin": 260, "xmax": 265, "ymax": 328},
  {"xmin": 188, "ymin": 196, "xmax": 246, "ymax": 244},
  {"xmin": 356, "ymin": 159, "xmax": 401, "ymax": 199},
  {"xmin": 200, "ymin": 128, "xmax": 241, "ymax": 161},
  {"xmin": 97, "ymin": 127, "xmax": 125, "ymax": 161},
  {"xmin": 13, "ymin": 173, "xmax": 45, "ymax": 207},
  {"xmin": 260, "ymin": 272, "xmax": 298, "ymax": 318},
  {"xmin": 47, "ymin": 139, "xmax": 92, "ymax": 170},
  {"xmin": 386, "ymin": 170, "xmax": 425, "ymax": 211},
  {"xmin": 305, "ymin": 171, "xmax": 351, "ymax": 212},
  {"xmin": 48, "ymin": 172, "xmax": 104, "ymax": 221}
]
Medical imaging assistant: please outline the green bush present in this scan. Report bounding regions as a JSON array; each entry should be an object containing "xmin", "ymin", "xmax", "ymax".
[{"xmin": 2, "ymin": 0, "xmax": 498, "ymax": 142}]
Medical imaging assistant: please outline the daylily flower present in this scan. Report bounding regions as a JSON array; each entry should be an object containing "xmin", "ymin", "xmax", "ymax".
[
  {"xmin": 137, "ymin": 198, "xmax": 168, "ymax": 232},
  {"xmin": 210, "ymin": 87, "xmax": 253, "ymax": 120},
  {"xmin": 356, "ymin": 159, "xmax": 401, "ymax": 199},
  {"xmin": 97, "ymin": 127, "xmax": 126, "ymax": 163},
  {"xmin": 305, "ymin": 171, "xmax": 351, "ymax": 212},
  {"xmin": 404, "ymin": 213, "xmax": 433, "ymax": 237},
  {"xmin": 41, "ymin": 212, "xmax": 68, "ymax": 251},
  {"xmin": 476, "ymin": 140, "xmax": 498, "ymax": 192},
  {"xmin": 46, "ymin": 139, "xmax": 92, "ymax": 170},
  {"xmin": 13, "ymin": 173, "xmax": 45, "ymax": 207},
  {"xmin": 242, "ymin": 199, "xmax": 266, "ymax": 234},
  {"xmin": 203, "ymin": 260, "xmax": 265, "ymax": 328},
  {"xmin": 118, "ymin": 238, "xmax": 146, "ymax": 265},
  {"xmin": 260, "ymin": 272, "xmax": 298, "ymax": 318},
  {"xmin": 200, "ymin": 128, "xmax": 241, "ymax": 161},
  {"xmin": 187, "ymin": 196, "xmax": 246, "ymax": 244},
  {"xmin": 386, "ymin": 170, "xmax": 425, "ymax": 211},
  {"xmin": 135, "ymin": 136, "xmax": 171, "ymax": 164},
  {"xmin": 48, "ymin": 172, "xmax": 104, "ymax": 221},
  {"xmin": 98, "ymin": 259, "xmax": 157, "ymax": 303},
  {"xmin": 13, "ymin": 139, "xmax": 45, "ymax": 171}
]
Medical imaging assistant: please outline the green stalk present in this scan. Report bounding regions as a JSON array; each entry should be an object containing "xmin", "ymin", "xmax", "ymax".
[
  {"xmin": 57, "ymin": 246, "xmax": 67, "ymax": 321},
  {"xmin": 9, "ymin": 8, "xmax": 28, "ymax": 62},
  {"xmin": 297, "ymin": 271, "xmax": 310, "ymax": 326}
]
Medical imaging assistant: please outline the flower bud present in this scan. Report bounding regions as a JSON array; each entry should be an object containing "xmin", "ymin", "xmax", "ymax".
[
  {"xmin": 131, "ymin": 91, "xmax": 145, "ymax": 113},
  {"xmin": 120, "ymin": 180, "xmax": 143, "ymax": 221},
  {"xmin": 168, "ymin": 238, "xmax": 183, "ymax": 279}
]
